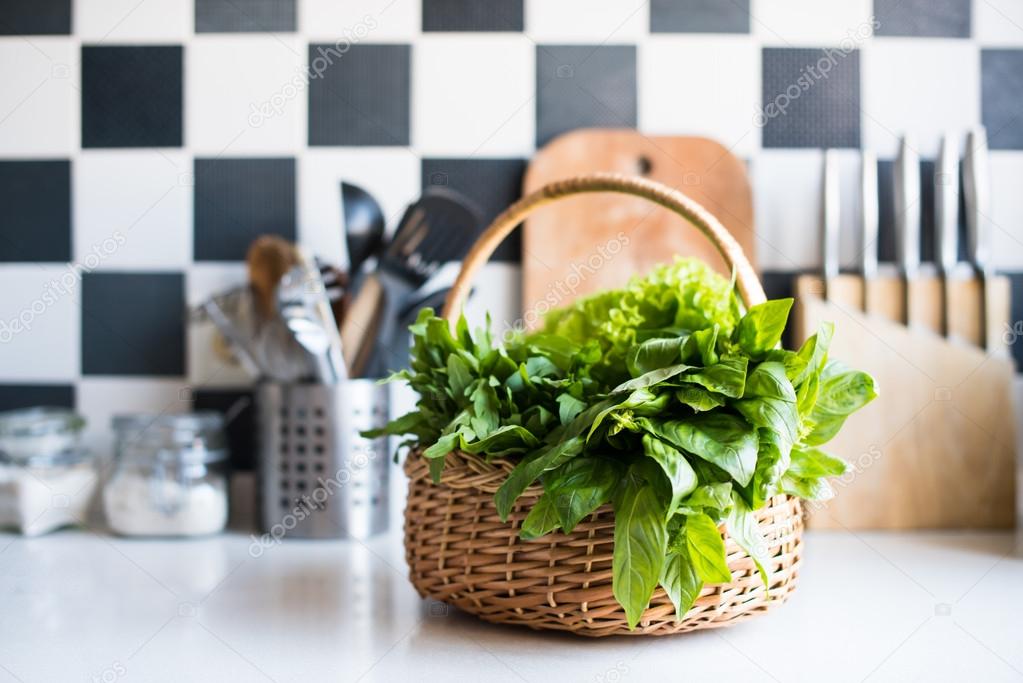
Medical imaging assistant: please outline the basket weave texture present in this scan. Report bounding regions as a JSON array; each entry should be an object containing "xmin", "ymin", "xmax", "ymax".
[
  {"xmin": 404, "ymin": 452, "xmax": 803, "ymax": 637},
  {"xmin": 405, "ymin": 173, "xmax": 803, "ymax": 636}
]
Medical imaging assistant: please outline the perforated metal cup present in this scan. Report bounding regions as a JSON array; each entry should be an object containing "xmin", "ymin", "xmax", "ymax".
[{"xmin": 257, "ymin": 381, "xmax": 389, "ymax": 539}]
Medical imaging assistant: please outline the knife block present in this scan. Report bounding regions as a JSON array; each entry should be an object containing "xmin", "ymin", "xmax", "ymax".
[{"xmin": 792, "ymin": 274, "xmax": 1017, "ymax": 529}]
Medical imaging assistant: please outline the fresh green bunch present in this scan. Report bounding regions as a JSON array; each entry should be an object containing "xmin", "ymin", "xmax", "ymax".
[{"xmin": 370, "ymin": 258, "xmax": 876, "ymax": 628}]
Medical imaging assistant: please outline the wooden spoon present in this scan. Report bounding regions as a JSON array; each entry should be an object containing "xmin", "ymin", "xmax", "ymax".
[{"xmin": 246, "ymin": 235, "xmax": 299, "ymax": 320}]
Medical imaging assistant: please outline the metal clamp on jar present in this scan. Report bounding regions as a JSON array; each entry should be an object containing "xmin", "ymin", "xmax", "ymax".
[{"xmin": 103, "ymin": 413, "xmax": 229, "ymax": 537}]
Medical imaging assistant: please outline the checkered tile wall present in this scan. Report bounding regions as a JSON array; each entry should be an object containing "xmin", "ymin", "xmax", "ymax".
[{"xmin": 1, "ymin": 0, "xmax": 1023, "ymax": 467}]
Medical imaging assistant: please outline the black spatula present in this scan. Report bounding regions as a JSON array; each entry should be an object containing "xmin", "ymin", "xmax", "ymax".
[{"xmin": 340, "ymin": 187, "xmax": 482, "ymax": 377}]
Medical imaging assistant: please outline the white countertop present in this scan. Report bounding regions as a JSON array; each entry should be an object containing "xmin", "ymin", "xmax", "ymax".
[{"xmin": 0, "ymin": 527, "xmax": 1021, "ymax": 683}]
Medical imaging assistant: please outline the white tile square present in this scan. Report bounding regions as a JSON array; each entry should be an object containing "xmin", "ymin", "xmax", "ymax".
[
  {"xmin": 975, "ymin": 0, "xmax": 1023, "ymax": 46},
  {"xmin": 640, "ymin": 36, "xmax": 759, "ymax": 157},
  {"xmin": 752, "ymin": 0, "xmax": 874, "ymax": 45},
  {"xmin": 76, "ymin": 0, "xmax": 190, "ymax": 41},
  {"xmin": 301, "ymin": 0, "xmax": 418, "ymax": 41},
  {"xmin": 74, "ymin": 151, "xmax": 192, "ymax": 270},
  {"xmin": 186, "ymin": 264, "xmax": 252, "ymax": 387},
  {"xmin": 187, "ymin": 36, "xmax": 304, "ymax": 155},
  {"xmin": 413, "ymin": 36, "xmax": 534, "ymax": 156},
  {"xmin": 862, "ymin": 40, "xmax": 979, "ymax": 158},
  {"xmin": 989, "ymin": 151, "xmax": 1023, "ymax": 270},
  {"xmin": 298, "ymin": 149, "xmax": 420, "ymax": 265},
  {"xmin": 0, "ymin": 39, "xmax": 77, "ymax": 155},
  {"xmin": 76, "ymin": 378, "xmax": 189, "ymax": 458},
  {"xmin": 752, "ymin": 149, "xmax": 827, "ymax": 270},
  {"xmin": 526, "ymin": 0, "xmax": 647, "ymax": 42},
  {"xmin": 0, "ymin": 265, "xmax": 79, "ymax": 382}
]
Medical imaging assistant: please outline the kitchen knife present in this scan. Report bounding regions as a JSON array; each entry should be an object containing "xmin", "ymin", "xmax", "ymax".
[
  {"xmin": 894, "ymin": 135, "xmax": 922, "ymax": 327},
  {"xmin": 963, "ymin": 126, "xmax": 1000, "ymax": 351},
  {"xmin": 860, "ymin": 149, "xmax": 879, "ymax": 313},
  {"xmin": 822, "ymin": 149, "xmax": 840, "ymax": 296},
  {"xmin": 936, "ymin": 132, "xmax": 960, "ymax": 339}
]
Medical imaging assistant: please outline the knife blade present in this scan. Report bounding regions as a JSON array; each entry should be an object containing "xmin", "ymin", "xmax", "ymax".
[
  {"xmin": 860, "ymin": 148, "xmax": 878, "ymax": 312},
  {"xmin": 821, "ymin": 149, "xmax": 840, "ymax": 298},
  {"xmin": 963, "ymin": 126, "xmax": 993, "ymax": 349},
  {"xmin": 894, "ymin": 135, "xmax": 921, "ymax": 324},
  {"xmin": 936, "ymin": 132, "xmax": 960, "ymax": 337}
]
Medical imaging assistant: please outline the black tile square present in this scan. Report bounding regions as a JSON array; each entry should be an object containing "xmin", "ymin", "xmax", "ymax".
[
  {"xmin": 0, "ymin": 384, "xmax": 75, "ymax": 412},
  {"xmin": 0, "ymin": 0, "xmax": 70, "ymax": 35},
  {"xmin": 423, "ymin": 0, "xmax": 523, "ymax": 31},
  {"xmin": 536, "ymin": 45, "xmax": 637, "ymax": 148},
  {"xmin": 651, "ymin": 0, "xmax": 749, "ymax": 33},
  {"xmin": 0, "ymin": 160, "xmax": 71, "ymax": 263},
  {"xmin": 422, "ymin": 158, "xmax": 526, "ymax": 262},
  {"xmin": 982, "ymin": 50, "xmax": 1023, "ymax": 150},
  {"xmin": 192, "ymin": 389, "xmax": 257, "ymax": 470},
  {"xmin": 194, "ymin": 158, "xmax": 296, "ymax": 261},
  {"xmin": 874, "ymin": 0, "xmax": 970, "ymax": 38},
  {"xmin": 308, "ymin": 44, "xmax": 410, "ymax": 146},
  {"xmin": 82, "ymin": 46, "xmax": 183, "ymax": 148},
  {"xmin": 196, "ymin": 0, "xmax": 296, "ymax": 32},
  {"xmin": 82, "ymin": 272, "xmax": 185, "ymax": 376},
  {"xmin": 761, "ymin": 47, "xmax": 860, "ymax": 149}
]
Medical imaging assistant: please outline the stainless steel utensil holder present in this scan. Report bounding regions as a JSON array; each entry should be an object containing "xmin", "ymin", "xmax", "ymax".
[{"xmin": 257, "ymin": 381, "xmax": 389, "ymax": 539}]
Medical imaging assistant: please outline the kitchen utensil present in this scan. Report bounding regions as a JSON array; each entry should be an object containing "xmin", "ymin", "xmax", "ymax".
[
  {"xmin": 257, "ymin": 380, "xmax": 389, "ymax": 539},
  {"xmin": 339, "ymin": 188, "xmax": 482, "ymax": 377},
  {"xmin": 341, "ymin": 181, "xmax": 386, "ymax": 278},
  {"xmin": 936, "ymin": 132, "xmax": 965, "ymax": 340},
  {"xmin": 860, "ymin": 149, "xmax": 893, "ymax": 317},
  {"xmin": 195, "ymin": 288, "xmax": 264, "ymax": 378},
  {"xmin": 247, "ymin": 235, "xmax": 298, "ymax": 320},
  {"xmin": 817, "ymin": 150, "xmax": 865, "ymax": 308},
  {"xmin": 962, "ymin": 127, "xmax": 1013, "ymax": 354},
  {"xmin": 521, "ymin": 130, "xmax": 755, "ymax": 320},
  {"xmin": 277, "ymin": 250, "xmax": 347, "ymax": 383},
  {"xmin": 397, "ymin": 285, "xmax": 457, "ymax": 326}
]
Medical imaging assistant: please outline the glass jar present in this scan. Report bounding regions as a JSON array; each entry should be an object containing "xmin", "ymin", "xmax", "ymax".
[
  {"xmin": 0, "ymin": 407, "xmax": 97, "ymax": 536},
  {"xmin": 103, "ymin": 413, "xmax": 229, "ymax": 537}
]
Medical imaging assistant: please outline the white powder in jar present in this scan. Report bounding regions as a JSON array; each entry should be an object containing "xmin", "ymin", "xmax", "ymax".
[
  {"xmin": 0, "ymin": 462, "xmax": 98, "ymax": 536},
  {"xmin": 103, "ymin": 473, "xmax": 228, "ymax": 537}
]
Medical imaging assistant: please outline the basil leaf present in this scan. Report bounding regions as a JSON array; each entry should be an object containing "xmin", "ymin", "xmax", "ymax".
[
  {"xmin": 521, "ymin": 493, "xmax": 560, "ymax": 539},
  {"xmin": 746, "ymin": 428, "xmax": 789, "ymax": 509},
  {"xmin": 726, "ymin": 493, "xmax": 770, "ymax": 590},
  {"xmin": 494, "ymin": 436, "xmax": 585, "ymax": 521},
  {"xmin": 684, "ymin": 325, "xmax": 719, "ymax": 366},
  {"xmin": 804, "ymin": 361, "xmax": 877, "ymax": 446},
  {"xmin": 447, "ymin": 353, "xmax": 473, "ymax": 398},
  {"xmin": 637, "ymin": 414, "xmax": 759, "ymax": 487},
  {"xmin": 787, "ymin": 447, "xmax": 848, "ymax": 479},
  {"xmin": 641, "ymin": 434, "xmax": 698, "ymax": 519},
  {"xmin": 735, "ymin": 298, "xmax": 793, "ymax": 357},
  {"xmin": 674, "ymin": 386, "xmax": 726, "ymax": 412},
  {"xmin": 685, "ymin": 512, "xmax": 732, "ymax": 584},
  {"xmin": 458, "ymin": 425, "xmax": 539, "ymax": 456},
  {"xmin": 556, "ymin": 393, "xmax": 587, "ymax": 425},
  {"xmin": 734, "ymin": 361, "xmax": 799, "ymax": 449},
  {"xmin": 779, "ymin": 472, "xmax": 834, "ymax": 501},
  {"xmin": 627, "ymin": 336, "xmax": 687, "ymax": 377},
  {"xmin": 612, "ymin": 465, "xmax": 669, "ymax": 629},
  {"xmin": 660, "ymin": 545, "xmax": 704, "ymax": 621},
  {"xmin": 613, "ymin": 363, "xmax": 694, "ymax": 393},
  {"xmin": 547, "ymin": 457, "xmax": 619, "ymax": 532},
  {"xmin": 679, "ymin": 357, "xmax": 747, "ymax": 398}
]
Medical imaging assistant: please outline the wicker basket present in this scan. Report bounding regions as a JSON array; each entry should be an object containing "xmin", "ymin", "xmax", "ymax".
[{"xmin": 404, "ymin": 173, "xmax": 804, "ymax": 637}]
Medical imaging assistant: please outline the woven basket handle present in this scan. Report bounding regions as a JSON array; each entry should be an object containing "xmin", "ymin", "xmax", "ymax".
[{"xmin": 441, "ymin": 173, "xmax": 765, "ymax": 323}]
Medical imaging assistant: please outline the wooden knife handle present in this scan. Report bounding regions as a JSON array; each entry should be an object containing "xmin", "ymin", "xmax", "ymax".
[{"xmin": 340, "ymin": 273, "xmax": 385, "ymax": 376}]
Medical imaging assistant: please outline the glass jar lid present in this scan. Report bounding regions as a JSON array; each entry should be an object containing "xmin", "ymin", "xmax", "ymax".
[
  {"xmin": 0, "ymin": 407, "xmax": 88, "ymax": 466},
  {"xmin": 112, "ymin": 412, "xmax": 228, "ymax": 465}
]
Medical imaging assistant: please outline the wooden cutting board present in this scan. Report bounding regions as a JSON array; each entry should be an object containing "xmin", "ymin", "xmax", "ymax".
[
  {"xmin": 521, "ymin": 129, "xmax": 755, "ymax": 320},
  {"xmin": 793, "ymin": 276, "xmax": 1017, "ymax": 529}
]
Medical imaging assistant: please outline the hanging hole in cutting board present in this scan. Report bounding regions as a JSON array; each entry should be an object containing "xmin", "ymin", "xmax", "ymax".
[{"xmin": 636, "ymin": 156, "xmax": 653, "ymax": 176}]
